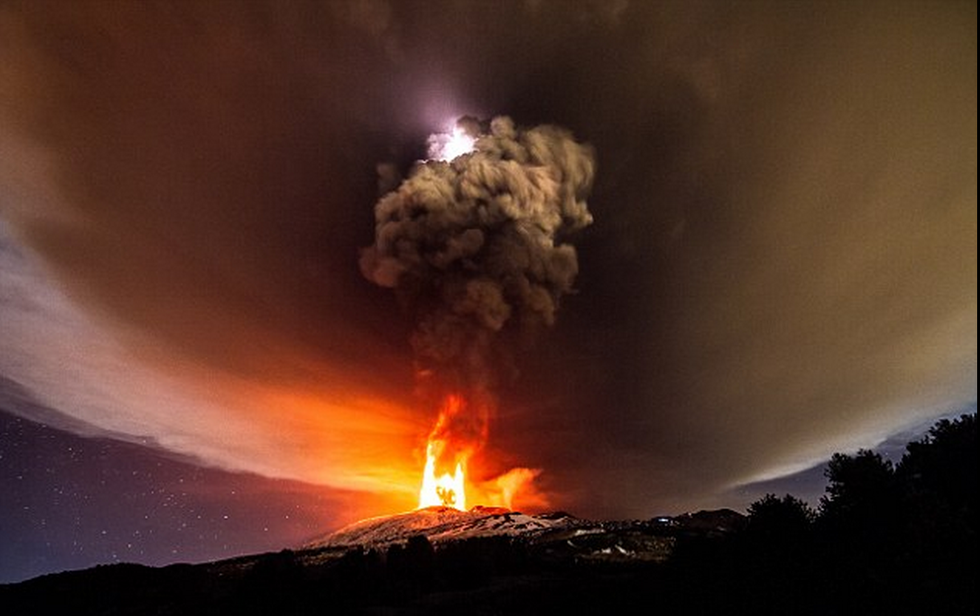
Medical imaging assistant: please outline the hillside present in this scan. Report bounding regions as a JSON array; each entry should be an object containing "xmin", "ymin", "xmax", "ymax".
[{"xmin": 0, "ymin": 507, "xmax": 734, "ymax": 616}]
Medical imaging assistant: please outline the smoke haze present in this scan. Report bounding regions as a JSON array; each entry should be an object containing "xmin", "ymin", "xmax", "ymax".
[{"xmin": 0, "ymin": 0, "xmax": 975, "ymax": 518}]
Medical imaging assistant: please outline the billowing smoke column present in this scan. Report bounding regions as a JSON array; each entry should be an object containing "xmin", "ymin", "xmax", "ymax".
[{"xmin": 360, "ymin": 116, "xmax": 595, "ymax": 491}]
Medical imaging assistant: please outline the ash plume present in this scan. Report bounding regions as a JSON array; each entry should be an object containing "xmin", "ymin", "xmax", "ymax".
[{"xmin": 360, "ymin": 116, "xmax": 595, "ymax": 451}]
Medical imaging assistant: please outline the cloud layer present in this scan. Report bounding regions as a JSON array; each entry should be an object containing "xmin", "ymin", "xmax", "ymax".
[{"xmin": 0, "ymin": 0, "xmax": 975, "ymax": 517}]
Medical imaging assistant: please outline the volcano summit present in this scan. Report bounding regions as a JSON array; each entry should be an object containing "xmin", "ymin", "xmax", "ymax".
[{"xmin": 306, "ymin": 506, "xmax": 580, "ymax": 550}]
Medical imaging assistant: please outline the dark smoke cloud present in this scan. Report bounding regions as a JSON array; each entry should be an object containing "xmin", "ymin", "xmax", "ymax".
[
  {"xmin": 359, "ymin": 116, "xmax": 594, "ymax": 481},
  {"xmin": 361, "ymin": 117, "xmax": 594, "ymax": 397}
]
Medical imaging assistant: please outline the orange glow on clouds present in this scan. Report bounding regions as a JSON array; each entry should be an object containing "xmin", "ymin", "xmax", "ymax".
[
  {"xmin": 0, "ymin": 214, "xmax": 541, "ymax": 519},
  {"xmin": 413, "ymin": 393, "xmax": 547, "ymax": 512}
]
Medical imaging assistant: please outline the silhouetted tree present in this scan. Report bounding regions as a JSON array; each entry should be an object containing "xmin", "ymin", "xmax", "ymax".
[
  {"xmin": 734, "ymin": 494, "xmax": 819, "ymax": 614},
  {"xmin": 896, "ymin": 413, "xmax": 976, "ymax": 614},
  {"xmin": 899, "ymin": 413, "xmax": 976, "ymax": 515},
  {"xmin": 819, "ymin": 449, "xmax": 901, "ymax": 536},
  {"xmin": 746, "ymin": 493, "xmax": 815, "ymax": 542},
  {"xmin": 814, "ymin": 450, "xmax": 905, "ymax": 611},
  {"xmin": 809, "ymin": 416, "xmax": 978, "ymax": 615}
]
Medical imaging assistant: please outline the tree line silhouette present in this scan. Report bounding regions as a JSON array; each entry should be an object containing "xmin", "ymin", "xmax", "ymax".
[{"xmin": 675, "ymin": 412, "xmax": 976, "ymax": 615}]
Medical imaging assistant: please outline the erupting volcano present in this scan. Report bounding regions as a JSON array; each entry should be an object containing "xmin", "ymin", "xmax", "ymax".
[
  {"xmin": 418, "ymin": 395, "xmax": 470, "ymax": 510},
  {"xmin": 361, "ymin": 116, "xmax": 595, "ymax": 513},
  {"xmin": 418, "ymin": 440, "xmax": 466, "ymax": 509}
]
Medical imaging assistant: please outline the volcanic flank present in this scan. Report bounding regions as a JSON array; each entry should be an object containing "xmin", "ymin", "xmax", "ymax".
[
  {"xmin": 306, "ymin": 506, "xmax": 580, "ymax": 550},
  {"xmin": 360, "ymin": 116, "xmax": 596, "ymax": 511}
]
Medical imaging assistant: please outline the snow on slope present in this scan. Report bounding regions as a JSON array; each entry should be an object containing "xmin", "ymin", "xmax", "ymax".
[{"xmin": 306, "ymin": 506, "xmax": 581, "ymax": 549}]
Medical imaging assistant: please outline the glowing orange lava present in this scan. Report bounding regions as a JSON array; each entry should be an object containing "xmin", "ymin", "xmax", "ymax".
[
  {"xmin": 413, "ymin": 393, "xmax": 545, "ymax": 512},
  {"xmin": 417, "ymin": 394, "xmax": 472, "ymax": 510},
  {"xmin": 418, "ymin": 440, "xmax": 466, "ymax": 509}
]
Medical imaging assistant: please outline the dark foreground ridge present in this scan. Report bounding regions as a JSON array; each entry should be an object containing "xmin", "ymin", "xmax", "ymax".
[
  {"xmin": 1, "ymin": 414, "xmax": 974, "ymax": 616},
  {"xmin": 0, "ymin": 508, "xmax": 740, "ymax": 616}
]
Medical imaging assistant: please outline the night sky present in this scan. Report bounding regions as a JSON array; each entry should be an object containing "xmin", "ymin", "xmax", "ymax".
[
  {"xmin": 1, "ymin": 1, "xmax": 975, "ymax": 583},
  {"xmin": 0, "ymin": 390, "xmax": 376, "ymax": 583}
]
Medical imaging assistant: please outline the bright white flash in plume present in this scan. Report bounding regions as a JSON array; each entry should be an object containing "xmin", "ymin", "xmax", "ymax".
[{"xmin": 427, "ymin": 122, "xmax": 476, "ymax": 161}]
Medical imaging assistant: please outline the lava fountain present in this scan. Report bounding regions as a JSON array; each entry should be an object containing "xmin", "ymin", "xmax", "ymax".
[
  {"xmin": 418, "ymin": 440, "xmax": 466, "ymax": 509},
  {"xmin": 417, "ymin": 393, "xmax": 479, "ymax": 510}
]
